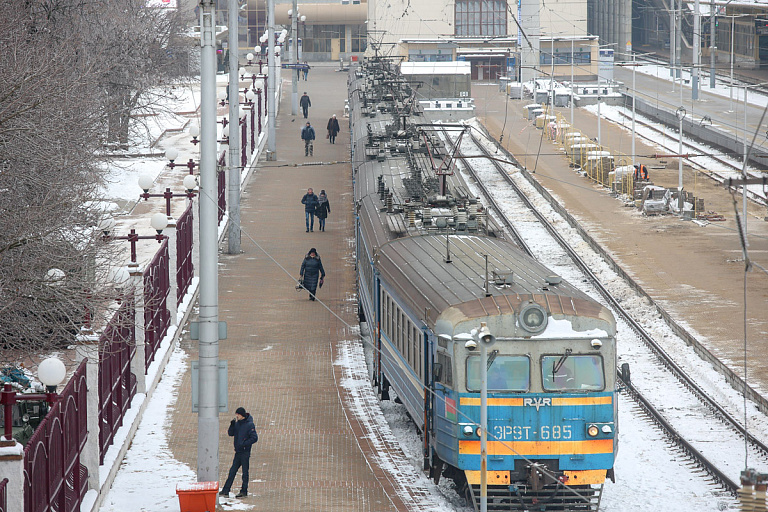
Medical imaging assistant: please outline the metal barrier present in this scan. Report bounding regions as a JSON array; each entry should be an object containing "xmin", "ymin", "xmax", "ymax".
[
  {"xmin": 0, "ymin": 478, "xmax": 7, "ymax": 512},
  {"xmin": 144, "ymin": 240, "xmax": 170, "ymax": 371},
  {"xmin": 24, "ymin": 361, "xmax": 88, "ymax": 512},
  {"xmin": 98, "ymin": 301, "xmax": 137, "ymax": 464},
  {"xmin": 176, "ymin": 204, "xmax": 194, "ymax": 304}
]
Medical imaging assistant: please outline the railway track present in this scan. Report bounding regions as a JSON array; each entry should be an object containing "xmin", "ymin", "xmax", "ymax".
[
  {"xmin": 438, "ymin": 124, "xmax": 768, "ymax": 497},
  {"xmin": 611, "ymin": 108, "xmax": 768, "ymax": 207}
]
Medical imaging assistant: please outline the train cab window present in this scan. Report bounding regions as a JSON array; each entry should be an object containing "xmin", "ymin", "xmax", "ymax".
[
  {"xmin": 466, "ymin": 355, "xmax": 530, "ymax": 392},
  {"xmin": 436, "ymin": 352, "xmax": 453, "ymax": 386},
  {"xmin": 541, "ymin": 354, "xmax": 604, "ymax": 392}
]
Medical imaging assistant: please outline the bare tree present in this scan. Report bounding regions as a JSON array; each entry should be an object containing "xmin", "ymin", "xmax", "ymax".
[{"xmin": 0, "ymin": 1, "xmax": 119, "ymax": 363}]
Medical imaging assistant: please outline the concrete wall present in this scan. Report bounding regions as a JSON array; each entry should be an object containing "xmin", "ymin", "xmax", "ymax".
[{"xmin": 624, "ymin": 92, "xmax": 768, "ymax": 169}]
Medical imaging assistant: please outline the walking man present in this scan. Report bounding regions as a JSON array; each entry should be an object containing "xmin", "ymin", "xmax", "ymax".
[
  {"xmin": 302, "ymin": 61, "xmax": 310, "ymax": 81},
  {"xmin": 299, "ymin": 91, "xmax": 311, "ymax": 118},
  {"xmin": 301, "ymin": 122, "xmax": 316, "ymax": 157},
  {"xmin": 299, "ymin": 247, "xmax": 325, "ymax": 301},
  {"xmin": 326, "ymin": 114, "xmax": 340, "ymax": 144},
  {"xmin": 301, "ymin": 187, "xmax": 319, "ymax": 232},
  {"xmin": 220, "ymin": 407, "xmax": 259, "ymax": 498}
]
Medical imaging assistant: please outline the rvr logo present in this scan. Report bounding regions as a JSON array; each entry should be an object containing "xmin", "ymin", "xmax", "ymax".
[{"xmin": 524, "ymin": 397, "xmax": 551, "ymax": 411}]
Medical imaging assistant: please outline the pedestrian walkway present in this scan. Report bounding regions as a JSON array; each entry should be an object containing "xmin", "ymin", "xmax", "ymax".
[{"xmin": 164, "ymin": 64, "xmax": 414, "ymax": 512}]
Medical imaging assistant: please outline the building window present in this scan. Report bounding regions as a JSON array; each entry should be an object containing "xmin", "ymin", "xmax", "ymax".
[
  {"xmin": 304, "ymin": 24, "xmax": 346, "ymax": 53},
  {"xmin": 540, "ymin": 51, "xmax": 591, "ymax": 65},
  {"xmin": 351, "ymin": 24, "xmax": 367, "ymax": 53},
  {"xmin": 455, "ymin": 0, "xmax": 507, "ymax": 37}
]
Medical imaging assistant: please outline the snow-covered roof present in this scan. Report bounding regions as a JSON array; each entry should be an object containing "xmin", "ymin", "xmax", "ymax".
[{"xmin": 400, "ymin": 61, "xmax": 471, "ymax": 76}]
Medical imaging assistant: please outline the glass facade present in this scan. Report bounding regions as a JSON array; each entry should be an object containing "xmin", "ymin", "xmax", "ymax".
[{"xmin": 455, "ymin": 0, "xmax": 507, "ymax": 37}]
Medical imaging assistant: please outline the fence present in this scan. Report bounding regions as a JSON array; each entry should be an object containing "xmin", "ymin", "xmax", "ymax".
[
  {"xmin": 177, "ymin": 204, "xmax": 194, "ymax": 304},
  {"xmin": 0, "ymin": 478, "xmax": 7, "ymax": 512},
  {"xmin": 24, "ymin": 361, "xmax": 88, "ymax": 512},
  {"xmin": 98, "ymin": 301, "xmax": 137, "ymax": 464},
  {"xmin": 144, "ymin": 241, "xmax": 171, "ymax": 371}
]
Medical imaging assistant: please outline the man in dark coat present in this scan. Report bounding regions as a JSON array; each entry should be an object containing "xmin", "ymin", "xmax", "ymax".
[
  {"xmin": 301, "ymin": 121, "xmax": 315, "ymax": 157},
  {"xmin": 301, "ymin": 187, "xmax": 319, "ymax": 232},
  {"xmin": 220, "ymin": 407, "xmax": 259, "ymax": 498},
  {"xmin": 326, "ymin": 114, "xmax": 340, "ymax": 144},
  {"xmin": 299, "ymin": 248, "xmax": 325, "ymax": 301},
  {"xmin": 299, "ymin": 91, "xmax": 311, "ymax": 118},
  {"xmin": 315, "ymin": 190, "xmax": 331, "ymax": 232}
]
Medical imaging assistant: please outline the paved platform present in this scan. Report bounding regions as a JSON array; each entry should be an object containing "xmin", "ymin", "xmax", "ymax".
[
  {"xmin": 166, "ymin": 65, "xmax": 407, "ymax": 511},
  {"xmin": 473, "ymin": 83, "xmax": 768, "ymax": 390}
]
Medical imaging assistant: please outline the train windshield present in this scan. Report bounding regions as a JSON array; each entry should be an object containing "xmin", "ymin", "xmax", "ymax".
[
  {"xmin": 466, "ymin": 355, "xmax": 530, "ymax": 392},
  {"xmin": 541, "ymin": 354, "xmax": 605, "ymax": 391}
]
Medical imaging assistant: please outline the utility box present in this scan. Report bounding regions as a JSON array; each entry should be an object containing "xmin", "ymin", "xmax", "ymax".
[{"xmin": 176, "ymin": 481, "xmax": 218, "ymax": 512}]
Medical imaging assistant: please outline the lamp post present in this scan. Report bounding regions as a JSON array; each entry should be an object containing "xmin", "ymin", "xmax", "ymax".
[
  {"xmin": 138, "ymin": 175, "xmax": 198, "ymax": 217},
  {"xmin": 597, "ymin": 95, "xmax": 602, "ymax": 146},
  {"xmin": 100, "ymin": 214, "xmax": 169, "ymax": 264},
  {"xmin": 288, "ymin": 7, "xmax": 299, "ymax": 116},
  {"xmin": 165, "ymin": 147, "xmax": 199, "ymax": 174},
  {"xmin": 1, "ymin": 358, "xmax": 66, "ymax": 442},
  {"xmin": 676, "ymin": 106, "xmax": 686, "ymax": 213},
  {"xmin": 475, "ymin": 323, "xmax": 495, "ymax": 512}
]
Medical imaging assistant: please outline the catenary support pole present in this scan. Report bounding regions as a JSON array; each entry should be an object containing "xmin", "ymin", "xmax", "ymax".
[
  {"xmin": 291, "ymin": 0, "xmax": 298, "ymax": 116},
  {"xmin": 693, "ymin": 0, "xmax": 700, "ymax": 100},
  {"xmin": 267, "ymin": 0, "xmax": 277, "ymax": 160},
  {"xmin": 228, "ymin": 0, "xmax": 241, "ymax": 254},
  {"xmin": 710, "ymin": 0, "xmax": 716, "ymax": 88},
  {"xmin": 198, "ymin": 0, "xmax": 220, "ymax": 483}
]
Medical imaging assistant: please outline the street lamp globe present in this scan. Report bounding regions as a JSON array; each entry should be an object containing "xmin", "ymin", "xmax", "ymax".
[
  {"xmin": 165, "ymin": 147, "xmax": 179, "ymax": 163},
  {"xmin": 110, "ymin": 266, "xmax": 131, "ymax": 288},
  {"xmin": 38, "ymin": 357, "xmax": 66, "ymax": 391},
  {"xmin": 254, "ymin": 45, "xmax": 262, "ymax": 54},
  {"xmin": 150, "ymin": 212, "xmax": 169, "ymax": 234},
  {"xmin": 274, "ymin": 46, "xmax": 281, "ymax": 55},
  {"xmin": 189, "ymin": 124, "xmax": 200, "ymax": 138},
  {"xmin": 239, "ymin": 67, "xmax": 247, "ymax": 78},
  {"xmin": 138, "ymin": 175, "xmax": 154, "ymax": 193},
  {"xmin": 98, "ymin": 217, "xmax": 116, "ymax": 236},
  {"xmin": 183, "ymin": 174, "xmax": 198, "ymax": 193},
  {"xmin": 287, "ymin": 8, "xmax": 293, "ymax": 16},
  {"xmin": 222, "ymin": 124, "xmax": 230, "ymax": 138},
  {"xmin": 246, "ymin": 52, "xmax": 254, "ymax": 62},
  {"xmin": 45, "ymin": 268, "xmax": 66, "ymax": 287},
  {"xmin": 300, "ymin": 15, "xmax": 306, "ymax": 22},
  {"xmin": 245, "ymin": 89, "xmax": 255, "ymax": 103}
]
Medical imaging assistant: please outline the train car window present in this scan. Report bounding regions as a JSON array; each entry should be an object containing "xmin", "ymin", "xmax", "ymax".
[
  {"xmin": 437, "ymin": 352, "xmax": 453, "ymax": 386},
  {"xmin": 541, "ymin": 354, "xmax": 605, "ymax": 392},
  {"xmin": 466, "ymin": 355, "xmax": 530, "ymax": 392}
]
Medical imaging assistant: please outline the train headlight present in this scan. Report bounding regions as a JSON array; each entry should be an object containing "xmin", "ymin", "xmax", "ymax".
[
  {"xmin": 601, "ymin": 425, "xmax": 612, "ymax": 434},
  {"xmin": 519, "ymin": 302, "xmax": 548, "ymax": 334},
  {"xmin": 462, "ymin": 426, "xmax": 475, "ymax": 437},
  {"xmin": 587, "ymin": 425, "xmax": 599, "ymax": 437}
]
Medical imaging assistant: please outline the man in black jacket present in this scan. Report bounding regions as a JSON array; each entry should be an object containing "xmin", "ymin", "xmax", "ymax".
[
  {"xmin": 301, "ymin": 121, "xmax": 315, "ymax": 157},
  {"xmin": 299, "ymin": 91, "xmax": 311, "ymax": 118},
  {"xmin": 220, "ymin": 407, "xmax": 259, "ymax": 498},
  {"xmin": 301, "ymin": 187, "xmax": 319, "ymax": 232}
]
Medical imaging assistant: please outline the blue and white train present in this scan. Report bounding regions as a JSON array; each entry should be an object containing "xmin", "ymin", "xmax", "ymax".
[{"xmin": 350, "ymin": 58, "xmax": 618, "ymax": 512}]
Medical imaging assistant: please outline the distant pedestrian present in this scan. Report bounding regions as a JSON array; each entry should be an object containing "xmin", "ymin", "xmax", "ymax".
[
  {"xmin": 300, "ymin": 91, "xmax": 311, "ymax": 118},
  {"xmin": 301, "ymin": 187, "xmax": 319, "ymax": 232},
  {"xmin": 315, "ymin": 190, "xmax": 331, "ymax": 232},
  {"xmin": 326, "ymin": 114, "xmax": 340, "ymax": 144},
  {"xmin": 299, "ymin": 247, "xmax": 325, "ymax": 301},
  {"xmin": 301, "ymin": 121, "xmax": 316, "ymax": 157},
  {"xmin": 220, "ymin": 407, "xmax": 259, "ymax": 499},
  {"xmin": 303, "ymin": 61, "xmax": 310, "ymax": 81}
]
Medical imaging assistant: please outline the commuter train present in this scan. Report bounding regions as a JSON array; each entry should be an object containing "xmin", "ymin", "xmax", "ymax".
[{"xmin": 349, "ymin": 58, "xmax": 618, "ymax": 512}]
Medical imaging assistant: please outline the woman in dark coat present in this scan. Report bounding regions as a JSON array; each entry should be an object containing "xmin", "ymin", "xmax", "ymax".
[
  {"xmin": 299, "ymin": 248, "xmax": 325, "ymax": 301},
  {"xmin": 315, "ymin": 190, "xmax": 331, "ymax": 232},
  {"xmin": 326, "ymin": 114, "xmax": 340, "ymax": 144}
]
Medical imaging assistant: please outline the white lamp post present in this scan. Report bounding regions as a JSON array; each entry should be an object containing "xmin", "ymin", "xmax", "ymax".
[{"xmin": 676, "ymin": 106, "xmax": 686, "ymax": 213}]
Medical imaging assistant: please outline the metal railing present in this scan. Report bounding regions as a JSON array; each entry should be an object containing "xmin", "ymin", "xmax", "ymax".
[
  {"xmin": 176, "ymin": 204, "xmax": 194, "ymax": 304},
  {"xmin": 24, "ymin": 360, "xmax": 88, "ymax": 512},
  {"xmin": 0, "ymin": 478, "xmax": 7, "ymax": 512},
  {"xmin": 143, "ymin": 240, "xmax": 170, "ymax": 370},
  {"xmin": 98, "ymin": 301, "xmax": 137, "ymax": 464},
  {"xmin": 218, "ymin": 152, "xmax": 227, "ymax": 224}
]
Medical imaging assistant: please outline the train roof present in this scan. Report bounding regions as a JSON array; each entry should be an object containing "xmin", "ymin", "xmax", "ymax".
[{"xmin": 376, "ymin": 233, "xmax": 611, "ymax": 331}]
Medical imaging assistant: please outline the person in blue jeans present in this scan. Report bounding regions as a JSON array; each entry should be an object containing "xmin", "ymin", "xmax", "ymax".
[
  {"xmin": 219, "ymin": 407, "xmax": 259, "ymax": 498},
  {"xmin": 301, "ymin": 121, "xmax": 315, "ymax": 156},
  {"xmin": 301, "ymin": 187, "xmax": 319, "ymax": 232}
]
